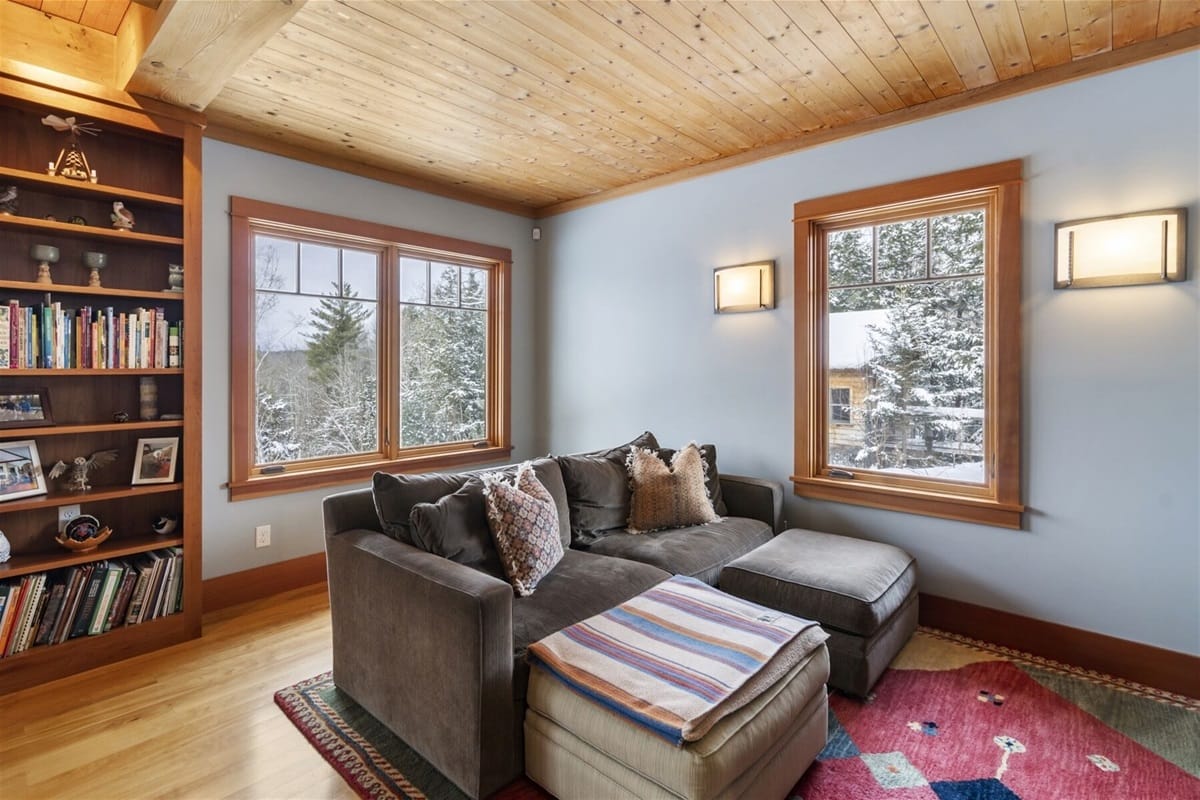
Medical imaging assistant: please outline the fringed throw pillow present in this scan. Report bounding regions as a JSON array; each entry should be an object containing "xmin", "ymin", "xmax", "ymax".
[
  {"xmin": 627, "ymin": 443, "xmax": 720, "ymax": 533},
  {"xmin": 483, "ymin": 463, "xmax": 564, "ymax": 596}
]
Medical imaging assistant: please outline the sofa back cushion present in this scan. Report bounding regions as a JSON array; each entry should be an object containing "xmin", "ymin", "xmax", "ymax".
[
  {"xmin": 373, "ymin": 471, "xmax": 470, "ymax": 545},
  {"xmin": 556, "ymin": 431, "xmax": 659, "ymax": 546},
  {"xmin": 408, "ymin": 479, "xmax": 504, "ymax": 576}
]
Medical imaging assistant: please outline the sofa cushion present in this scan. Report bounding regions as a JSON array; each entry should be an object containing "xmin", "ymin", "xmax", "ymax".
[
  {"xmin": 585, "ymin": 517, "xmax": 773, "ymax": 586},
  {"xmin": 373, "ymin": 471, "xmax": 470, "ymax": 545},
  {"xmin": 511, "ymin": 549, "xmax": 669, "ymax": 701},
  {"xmin": 408, "ymin": 478, "xmax": 503, "ymax": 577},
  {"xmin": 627, "ymin": 443, "xmax": 719, "ymax": 533},
  {"xmin": 484, "ymin": 465, "xmax": 564, "ymax": 596},
  {"xmin": 374, "ymin": 457, "xmax": 571, "ymax": 551},
  {"xmin": 655, "ymin": 443, "xmax": 728, "ymax": 517},
  {"xmin": 557, "ymin": 431, "xmax": 658, "ymax": 546}
]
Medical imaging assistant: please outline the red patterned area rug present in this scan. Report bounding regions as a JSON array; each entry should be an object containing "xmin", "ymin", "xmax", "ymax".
[{"xmin": 275, "ymin": 628, "xmax": 1199, "ymax": 800}]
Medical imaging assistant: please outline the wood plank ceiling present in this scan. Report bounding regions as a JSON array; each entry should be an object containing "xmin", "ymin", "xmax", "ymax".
[
  {"xmin": 8, "ymin": 0, "xmax": 133, "ymax": 35},
  {"xmin": 42, "ymin": 0, "xmax": 1200, "ymax": 216}
]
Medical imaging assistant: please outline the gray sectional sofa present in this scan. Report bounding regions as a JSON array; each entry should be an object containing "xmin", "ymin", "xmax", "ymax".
[{"xmin": 321, "ymin": 433, "xmax": 787, "ymax": 799}]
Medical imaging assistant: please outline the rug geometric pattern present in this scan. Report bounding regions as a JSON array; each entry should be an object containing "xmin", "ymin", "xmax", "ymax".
[{"xmin": 274, "ymin": 628, "xmax": 1200, "ymax": 800}]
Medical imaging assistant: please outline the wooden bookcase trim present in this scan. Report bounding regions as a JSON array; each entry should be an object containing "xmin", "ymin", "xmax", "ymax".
[
  {"xmin": 0, "ymin": 534, "xmax": 184, "ymax": 579},
  {"xmin": 0, "ymin": 420, "xmax": 181, "ymax": 439},
  {"xmin": 4, "ymin": 368, "xmax": 183, "ymax": 377},
  {"xmin": 0, "ymin": 279, "xmax": 184, "ymax": 300},
  {"xmin": 0, "ymin": 214, "xmax": 184, "ymax": 246},
  {"xmin": 0, "ymin": 482, "xmax": 180, "ymax": 514},
  {"xmin": 0, "ymin": 165, "xmax": 184, "ymax": 207}
]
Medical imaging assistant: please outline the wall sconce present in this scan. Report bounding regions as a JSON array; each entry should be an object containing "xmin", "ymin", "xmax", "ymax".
[
  {"xmin": 1054, "ymin": 208, "xmax": 1187, "ymax": 289},
  {"xmin": 714, "ymin": 260, "xmax": 775, "ymax": 313}
]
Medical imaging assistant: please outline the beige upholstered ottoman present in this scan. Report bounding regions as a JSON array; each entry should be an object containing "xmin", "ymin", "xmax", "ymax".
[
  {"xmin": 523, "ymin": 645, "xmax": 829, "ymax": 800},
  {"xmin": 720, "ymin": 529, "xmax": 917, "ymax": 697}
]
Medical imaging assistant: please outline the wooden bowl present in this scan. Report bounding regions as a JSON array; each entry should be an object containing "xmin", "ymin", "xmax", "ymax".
[{"xmin": 55, "ymin": 526, "xmax": 112, "ymax": 553}]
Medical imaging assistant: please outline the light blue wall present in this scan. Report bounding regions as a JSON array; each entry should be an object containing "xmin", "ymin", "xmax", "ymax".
[
  {"xmin": 201, "ymin": 140, "xmax": 537, "ymax": 580},
  {"xmin": 536, "ymin": 53, "xmax": 1200, "ymax": 654}
]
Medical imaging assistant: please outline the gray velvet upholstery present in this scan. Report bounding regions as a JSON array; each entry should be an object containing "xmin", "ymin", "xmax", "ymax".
[
  {"xmin": 556, "ymin": 430, "xmax": 658, "ymax": 545},
  {"xmin": 409, "ymin": 479, "xmax": 503, "ymax": 577},
  {"xmin": 720, "ymin": 528, "xmax": 918, "ymax": 697},
  {"xmin": 585, "ymin": 517, "xmax": 772, "ymax": 586},
  {"xmin": 323, "ymin": 451, "xmax": 788, "ymax": 799}
]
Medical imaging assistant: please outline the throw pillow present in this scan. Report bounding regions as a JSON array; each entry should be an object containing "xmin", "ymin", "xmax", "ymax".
[
  {"xmin": 654, "ymin": 443, "xmax": 727, "ymax": 516},
  {"xmin": 627, "ymin": 443, "xmax": 719, "ymax": 534},
  {"xmin": 483, "ymin": 463, "xmax": 564, "ymax": 596},
  {"xmin": 373, "ymin": 471, "xmax": 470, "ymax": 544},
  {"xmin": 408, "ymin": 479, "xmax": 504, "ymax": 577},
  {"xmin": 556, "ymin": 431, "xmax": 659, "ymax": 546}
]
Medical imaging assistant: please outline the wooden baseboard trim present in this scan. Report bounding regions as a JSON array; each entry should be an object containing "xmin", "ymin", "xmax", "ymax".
[
  {"xmin": 203, "ymin": 553, "xmax": 327, "ymax": 613},
  {"xmin": 919, "ymin": 593, "xmax": 1199, "ymax": 699}
]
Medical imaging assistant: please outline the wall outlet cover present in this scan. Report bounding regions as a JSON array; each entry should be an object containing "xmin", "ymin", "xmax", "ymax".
[{"xmin": 59, "ymin": 504, "xmax": 81, "ymax": 533}]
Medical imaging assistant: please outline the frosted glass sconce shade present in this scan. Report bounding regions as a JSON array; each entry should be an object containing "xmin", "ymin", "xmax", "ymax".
[
  {"xmin": 714, "ymin": 260, "xmax": 775, "ymax": 312},
  {"xmin": 1054, "ymin": 208, "xmax": 1186, "ymax": 288}
]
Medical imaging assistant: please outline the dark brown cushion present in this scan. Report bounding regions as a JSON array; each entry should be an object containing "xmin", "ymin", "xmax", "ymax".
[
  {"xmin": 373, "ymin": 471, "xmax": 470, "ymax": 545},
  {"xmin": 408, "ymin": 479, "xmax": 504, "ymax": 577},
  {"xmin": 556, "ymin": 431, "xmax": 659, "ymax": 546}
]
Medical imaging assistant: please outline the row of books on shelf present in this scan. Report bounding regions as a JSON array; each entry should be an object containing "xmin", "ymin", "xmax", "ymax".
[
  {"xmin": 0, "ymin": 548, "xmax": 184, "ymax": 658},
  {"xmin": 0, "ymin": 300, "xmax": 182, "ymax": 369}
]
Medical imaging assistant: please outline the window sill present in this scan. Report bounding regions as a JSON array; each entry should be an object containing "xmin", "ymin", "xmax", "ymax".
[
  {"xmin": 228, "ymin": 445, "xmax": 514, "ymax": 501},
  {"xmin": 790, "ymin": 475, "xmax": 1024, "ymax": 529}
]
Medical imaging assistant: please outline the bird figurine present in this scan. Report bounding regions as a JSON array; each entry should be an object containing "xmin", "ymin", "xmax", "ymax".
[
  {"xmin": 48, "ymin": 449, "xmax": 119, "ymax": 492},
  {"xmin": 111, "ymin": 201, "xmax": 135, "ymax": 230},
  {"xmin": 151, "ymin": 514, "xmax": 178, "ymax": 535},
  {"xmin": 0, "ymin": 185, "xmax": 16, "ymax": 215}
]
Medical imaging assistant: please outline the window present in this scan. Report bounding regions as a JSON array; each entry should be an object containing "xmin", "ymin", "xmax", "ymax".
[
  {"xmin": 230, "ymin": 198, "xmax": 511, "ymax": 499},
  {"xmin": 793, "ymin": 162, "xmax": 1023, "ymax": 528},
  {"xmin": 830, "ymin": 388, "xmax": 851, "ymax": 424}
]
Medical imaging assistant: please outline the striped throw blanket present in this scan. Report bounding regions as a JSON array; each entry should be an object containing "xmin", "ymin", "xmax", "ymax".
[{"xmin": 527, "ymin": 575, "xmax": 828, "ymax": 745}]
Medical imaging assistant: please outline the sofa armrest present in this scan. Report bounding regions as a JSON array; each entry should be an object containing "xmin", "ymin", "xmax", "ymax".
[
  {"xmin": 720, "ymin": 474, "xmax": 785, "ymax": 534},
  {"xmin": 325, "ymin": 528, "xmax": 516, "ymax": 798}
]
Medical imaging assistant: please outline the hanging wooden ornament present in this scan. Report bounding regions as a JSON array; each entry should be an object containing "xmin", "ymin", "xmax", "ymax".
[{"xmin": 41, "ymin": 114, "xmax": 101, "ymax": 182}]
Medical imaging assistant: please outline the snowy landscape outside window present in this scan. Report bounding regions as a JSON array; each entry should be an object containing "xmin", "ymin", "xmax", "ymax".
[
  {"xmin": 229, "ymin": 198, "xmax": 512, "ymax": 500},
  {"xmin": 793, "ymin": 162, "xmax": 1024, "ymax": 528}
]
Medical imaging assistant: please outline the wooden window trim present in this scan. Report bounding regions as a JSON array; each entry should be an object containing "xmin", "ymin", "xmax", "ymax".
[
  {"xmin": 229, "ymin": 197, "xmax": 512, "ymax": 500},
  {"xmin": 793, "ymin": 161, "xmax": 1024, "ymax": 529}
]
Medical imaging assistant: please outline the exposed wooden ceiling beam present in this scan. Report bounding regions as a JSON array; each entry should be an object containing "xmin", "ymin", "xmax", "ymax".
[{"xmin": 123, "ymin": 0, "xmax": 305, "ymax": 111}]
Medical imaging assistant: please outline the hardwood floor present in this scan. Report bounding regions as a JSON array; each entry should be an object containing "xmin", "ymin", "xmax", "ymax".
[{"xmin": 0, "ymin": 583, "xmax": 355, "ymax": 800}]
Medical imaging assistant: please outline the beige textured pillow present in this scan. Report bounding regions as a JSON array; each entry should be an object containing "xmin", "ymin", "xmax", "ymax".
[{"xmin": 627, "ymin": 443, "xmax": 719, "ymax": 533}]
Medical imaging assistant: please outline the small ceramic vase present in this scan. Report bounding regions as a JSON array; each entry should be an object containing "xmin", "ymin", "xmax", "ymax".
[{"xmin": 0, "ymin": 530, "xmax": 10, "ymax": 563}]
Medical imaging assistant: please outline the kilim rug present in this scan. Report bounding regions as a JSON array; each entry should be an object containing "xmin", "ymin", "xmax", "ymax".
[{"xmin": 274, "ymin": 628, "xmax": 1199, "ymax": 800}]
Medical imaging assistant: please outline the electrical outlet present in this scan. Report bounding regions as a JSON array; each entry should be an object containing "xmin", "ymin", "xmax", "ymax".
[
  {"xmin": 255, "ymin": 524, "xmax": 271, "ymax": 548},
  {"xmin": 59, "ymin": 504, "xmax": 81, "ymax": 533}
]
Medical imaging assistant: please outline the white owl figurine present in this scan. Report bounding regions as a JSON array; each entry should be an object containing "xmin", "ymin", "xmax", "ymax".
[{"xmin": 111, "ymin": 201, "xmax": 135, "ymax": 230}]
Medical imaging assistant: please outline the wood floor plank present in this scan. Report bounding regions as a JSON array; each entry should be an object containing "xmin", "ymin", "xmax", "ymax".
[{"xmin": 0, "ymin": 584, "xmax": 354, "ymax": 800}]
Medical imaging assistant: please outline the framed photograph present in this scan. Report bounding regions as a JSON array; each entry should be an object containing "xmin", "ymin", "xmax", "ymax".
[
  {"xmin": 0, "ymin": 439, "xmax": 48, "ymax": 502},
  {"xmin": 0, "ymin": 389, "xmax": 53, "ymax": 429},
  {"xmin": 132, "ymin": 437, "xmax": 179, "ymax": 485}
]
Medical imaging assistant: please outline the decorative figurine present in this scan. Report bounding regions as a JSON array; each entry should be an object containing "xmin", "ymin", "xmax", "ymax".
[
  {"xmin": 111, "ymin": 201, "xmax": 135, "ymax": 231},
  {"xmin": 167, "ymin": 263, "xmax": 184, "ymax": 293},
  {"xmin": 151, "ymin": 514, "xmax": 178, "ymax": 535},
  {"xmin": 48, "ymin": 448, "xmax": 119, "ymax": 492},
  {"xmin": 0, "ymin": 529, "xmax": 9, "ymax": 563},
  {"xmin": 31, "ymin": 243, "xmax": 60, "ymax": 285},
  {"xmin": 56, "ymin": 515, "xmax": 112, "ymax": 553},
  {"xmin": 41, "ymin": 114, "xmax": 100, "ymax": 182},
  {"xmin": 83, "ymin": 251, "xmax": 107, "ymax": 287},
  {"xmin": 0, "ymin": 185, "xmax": 16, "ymax": 215},
  {"xmin": 113, "ymin": 411, "xmax": 130, "ymax": 423},
  {"xmin": 68, "ymin": 215, "xmax": 87, "ymax": 226}
]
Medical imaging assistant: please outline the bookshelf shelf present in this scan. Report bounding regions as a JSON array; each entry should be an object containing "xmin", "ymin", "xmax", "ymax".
[
  {"xmin": 0, "ymin": 166, "xmax": 184, "ymax": 208},
  {"xmin": 0, "ymin": 279, "xmax": 184, "ymax": 300},
  {"xmin": 0, "ymin": 420, "xmax": 182, "ymax": 440},
  {"xmin": 0, "ymin": 75, "xmax": 203, "ymax": 694},
  {"xmin": 0, "ymin": 213, "xmax": 184, "ymax": 246},
  {"xmin": 0, "ymin": 534, "xmax": 184, "ymax": 579}
]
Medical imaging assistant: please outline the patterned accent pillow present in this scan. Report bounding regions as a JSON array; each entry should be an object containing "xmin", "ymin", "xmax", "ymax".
[
  {"xmin": 483, "ymin": 463, "xmax": 564, "ymax": 596},
  {"xmin": 627, "ymin": 443, "xmax": 720, "ymax": 533}
]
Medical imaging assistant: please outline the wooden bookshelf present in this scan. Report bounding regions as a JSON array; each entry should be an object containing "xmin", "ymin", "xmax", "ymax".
[{"xmin": 0, "ymin": 79, "xmax": 203, "ymax": 693}]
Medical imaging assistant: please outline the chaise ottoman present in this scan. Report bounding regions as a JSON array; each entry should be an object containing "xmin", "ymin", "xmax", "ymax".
[
  {"xmin": 719, "ymin": 528, "xmax": 917, "ymax": 697},
  {"xmin": 523, "ymin": 646, "xmax": 830, "ymax": 800}
]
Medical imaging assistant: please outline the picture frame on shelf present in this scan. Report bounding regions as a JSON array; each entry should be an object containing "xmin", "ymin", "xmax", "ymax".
[
  {"xmin": 0, "ymin": 389, "xmax": 54, "ymax": 429},
  {"xmin": 132, "ymin": 437, "xmax": 179, "ymax": 485},
  {"xmin": 0, "ymin": 439, "xmax": 48, "ymax": 502}
]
